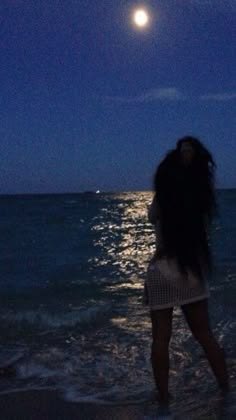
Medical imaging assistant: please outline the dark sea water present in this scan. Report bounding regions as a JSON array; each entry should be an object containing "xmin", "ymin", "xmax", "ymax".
[{"xmin": 0, "ymin": 191, "xmax": 235, "ymax": 418}]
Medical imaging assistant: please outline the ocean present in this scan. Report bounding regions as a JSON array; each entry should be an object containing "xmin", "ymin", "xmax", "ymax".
[{"xmin": 0, "ymin": 191, "xmax": 235, "ymax": 417}]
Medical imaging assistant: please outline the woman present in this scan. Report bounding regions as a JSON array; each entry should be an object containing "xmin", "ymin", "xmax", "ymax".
[{"xmin": 144, "ymin": 136, "xmax": 229, "ymax": 418}]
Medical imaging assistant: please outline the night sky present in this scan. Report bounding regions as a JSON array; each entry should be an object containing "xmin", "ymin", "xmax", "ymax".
[{"xmin": 1, "ymin": 0, "xmax": 236, "ymax": 194}]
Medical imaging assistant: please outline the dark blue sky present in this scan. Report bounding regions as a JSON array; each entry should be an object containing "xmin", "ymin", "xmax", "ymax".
[{"xmin": 1, "ymin": 0, "xmax": 236, "ymax": 193}]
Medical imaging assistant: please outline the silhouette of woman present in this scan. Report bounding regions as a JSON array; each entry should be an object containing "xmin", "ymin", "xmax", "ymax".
[{"xmin": 144, "ymin": 136, "xmax": 229, "ymax": 418}]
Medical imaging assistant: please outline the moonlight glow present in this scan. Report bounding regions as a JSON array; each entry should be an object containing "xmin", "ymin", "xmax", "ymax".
[{"xmin": 133, "ymin": 9, "xmax": 149, "ymax": 27}]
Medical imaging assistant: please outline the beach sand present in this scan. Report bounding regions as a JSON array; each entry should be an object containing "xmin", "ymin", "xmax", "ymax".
[{"xmin": 0, "ymin": 390, "xmax": 147, "ymax": 420}]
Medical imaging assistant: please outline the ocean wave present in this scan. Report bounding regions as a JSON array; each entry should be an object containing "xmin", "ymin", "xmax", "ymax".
[{"xmin": 0, "ymin": 304, "xmax": 111, "ymax": 330}]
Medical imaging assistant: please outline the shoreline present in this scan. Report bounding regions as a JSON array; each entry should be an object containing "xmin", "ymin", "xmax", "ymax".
[
  {"xmin": 0, "ymin": 388, "xmax": 234, "ymax": 419},
  {"xmin": 0, "ymin": 389, "xmax": 147, "ymax": 420}
]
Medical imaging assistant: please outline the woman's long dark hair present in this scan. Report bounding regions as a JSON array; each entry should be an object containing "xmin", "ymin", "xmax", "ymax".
[{"xmin": 154, "ymin": 136, "xmax": 217, "ymax": 281}]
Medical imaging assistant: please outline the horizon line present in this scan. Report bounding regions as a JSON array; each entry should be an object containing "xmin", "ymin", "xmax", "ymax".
[{"xmin": 0, "ymin": 187, "xmax": 235, "ymax": 197}]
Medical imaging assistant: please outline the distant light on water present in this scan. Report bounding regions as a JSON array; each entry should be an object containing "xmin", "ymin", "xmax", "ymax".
[{"xmin": 96, "ymin": 190, "xmax": 100, "ymax": 194}]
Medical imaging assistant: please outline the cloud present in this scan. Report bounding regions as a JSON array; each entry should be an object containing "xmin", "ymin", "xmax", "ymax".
[
  {"xmin": 190, "ymin": 0, "xmax": 236, "ymax": 12},
  {"xmin": 200, "ymin": 93, "xmax": 236, "ymax": 101},
  {"xmin": 105, "ymin": 88, "xmax": 185, "ymax": 103},
  {"xmin": 103, "ymin": 89, "xmax": 236, "ymax": 104}
]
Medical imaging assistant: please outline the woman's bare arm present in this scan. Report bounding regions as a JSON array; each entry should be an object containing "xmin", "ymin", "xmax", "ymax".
[{"xmin": 148, "ymin": 194, "xmax": 160, "ymax": 224}]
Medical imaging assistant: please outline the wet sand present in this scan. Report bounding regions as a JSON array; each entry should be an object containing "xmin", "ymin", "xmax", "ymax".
[
  {"xmin": 0, "ymin": 390, "xmax": 147, "ymax": 420},
  {"xmin": 0, "ymin": 388, "xmax": 235, "ymax": 419}
]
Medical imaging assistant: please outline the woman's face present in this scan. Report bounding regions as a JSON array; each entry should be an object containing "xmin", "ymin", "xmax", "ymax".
[{"xmin": 179, "ymin": 141, "xmax": 195, "ymax": 166}]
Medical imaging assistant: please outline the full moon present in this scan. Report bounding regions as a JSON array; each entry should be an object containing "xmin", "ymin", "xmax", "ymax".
[{"xmin": 133, "ymin": 9, "xmax": 149, "ymax": 27}]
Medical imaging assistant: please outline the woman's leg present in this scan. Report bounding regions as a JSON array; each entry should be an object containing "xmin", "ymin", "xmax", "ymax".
[
  {"xmin": 181, "ymin": 299, "xmax": 229, "ymax": 392},
  {"xmin": 150, "ymin": 307, "xmax": 173, "ymax": 407}
]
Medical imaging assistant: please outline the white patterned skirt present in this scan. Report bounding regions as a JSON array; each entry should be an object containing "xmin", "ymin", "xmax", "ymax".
[{"xmin": 143, "ymin": 258, "xmax": 209, "ymax": 310}]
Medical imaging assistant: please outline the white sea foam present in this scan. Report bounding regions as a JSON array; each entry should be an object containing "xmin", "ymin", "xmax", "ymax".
[{"xmin": 1, "ymin": 304, "xmax": 112, "ymax": 329}]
